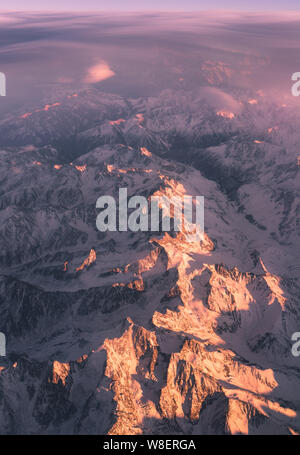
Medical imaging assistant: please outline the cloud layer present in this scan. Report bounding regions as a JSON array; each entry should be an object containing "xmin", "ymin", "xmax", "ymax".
[{"xmin": 0, "ymin": 11, "xmax": 299, "ymax": 112}]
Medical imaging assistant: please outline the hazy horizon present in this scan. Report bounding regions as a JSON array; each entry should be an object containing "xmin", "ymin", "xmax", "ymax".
[{"xmin": 2, "ymin": 0, "xmax": 300, "ymax": 12}]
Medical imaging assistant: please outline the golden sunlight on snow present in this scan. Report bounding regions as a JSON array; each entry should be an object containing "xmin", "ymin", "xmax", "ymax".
[
  {"xmin": 103, "ymin": 323, "xmax": 160, "ymax": 435},
  {"xmin": 109, "ymin": 118, "xmax": 126, "ymax": 126},
  {"xmin": 76, "ymin": 249, "xmax": 96, "ymax": 272},
  {"xmin": 106, "ymin": 163, "xmax": 153, "ymax": 175},
  {"xmin": 136, "ymin": 113, "xmax": 144, "ymax": 124},
  {"xmin": 106, "ymin": 164, "xmax": 115, "ymax": 173},
  {"xmin": 140, "ymin": 147, "xmax": 152, "ymax": 157},
  {"xmin": 20, "ymin": 112, "xmax": 32, "ymax": 119},
  {"xmin": 75, "ymin": 164, "xmax": 87, "ymax": 173},
  {"xmin": 216, "ymin": 110, "xmax": 235, "ymax": 119},
  {"xmin": 268, "ymin": 126, "xmax": 278, "ymax": 133},
  {"xmin": 20, "ymin": 102, "xmax": 62, "ymax": 119},
  {"xmin": 52, "ymin": 361, "xmax": 70, "ymax": 386}
]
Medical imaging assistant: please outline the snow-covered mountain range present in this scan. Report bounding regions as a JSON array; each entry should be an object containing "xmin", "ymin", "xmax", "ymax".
[{"xmin": 0, "ymin": 86, "xmax": 299, "ymax": 434}]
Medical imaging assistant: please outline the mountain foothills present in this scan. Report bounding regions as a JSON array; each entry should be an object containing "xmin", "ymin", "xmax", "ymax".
[{"xmin": 0, "ymin": 86, "xmax": 299, "ymax": 434}]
